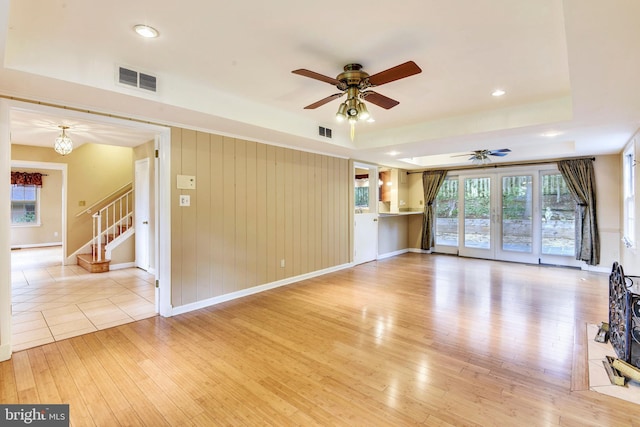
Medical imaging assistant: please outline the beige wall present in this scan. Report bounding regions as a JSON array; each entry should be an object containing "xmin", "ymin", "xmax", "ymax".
[
  {"xmin": 594, "ymin": 154, "xmax": 621, "ymax": 269},
  {"xmin": 378, "ymin": 215, "xmax": 410, "ymax": 255},
  {"xmin": 407, "ymin": 172, "xmax": 424, "ymax": 210},
  {"xmin": 10, "ymin": 167, "xmax": 63, "ymax": 247},
  {"xmin": 170, "ymin": 128, "xmax": 350, "ymax": 307},
  {"xmin": 110, "ymin": 234, "xmax": 135, "ymax": 265},
  {"xmin": 12, "ymin": 143, "xmax": 133, "ymax": 257}
]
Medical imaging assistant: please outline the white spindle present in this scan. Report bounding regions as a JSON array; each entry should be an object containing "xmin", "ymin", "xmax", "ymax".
[
  {"xmin": 89, "ymin": 189, "xmax": 134, "ymax": 264},
  {"xmin": 96, "ymin": 212, "xmax": 102, "ymax": 262}
]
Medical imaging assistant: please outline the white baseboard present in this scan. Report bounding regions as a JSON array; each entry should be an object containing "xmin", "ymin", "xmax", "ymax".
[
  {"xmin": 170, "ymin": 262, "xmax": 353, "ymax": 316},
  {"xmin": 582, "ymin": 264, "xmax": 610, "ymax": 273},
  {"xmin": 11, "ymin": 242, "xmax": 62, "ymax": 249},
  {"xmin": 377, "ymin": 248, "xmax": 409, "ymax": 260},
  {"xmin": 109, "ymin": 262, "xmax": 136, "ymax": 271},
  {"xmin": 408, "ymin": 248, "xmax": 431, "ymax": 254}
]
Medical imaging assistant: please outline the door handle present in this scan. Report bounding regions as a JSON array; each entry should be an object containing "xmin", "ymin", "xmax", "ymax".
[
  {"xmin": 142, "ymin": 221, "xmax": 149, "ymax": 224},
  {"xmin": 373, "ymin": 218, "xmax": 378, "ymax": 222}
]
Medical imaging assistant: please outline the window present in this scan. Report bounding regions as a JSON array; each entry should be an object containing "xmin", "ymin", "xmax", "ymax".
[
  {"xmin": 11, "ymin": 185, "xmax": 39, "ymax": 225},
  {"xmin": 354, "ymin": 175, "xmax": 370, "ymax": 209},
  {"xmin": 623, "ymin": 144, "xmax": 635, "ymax": 248}
]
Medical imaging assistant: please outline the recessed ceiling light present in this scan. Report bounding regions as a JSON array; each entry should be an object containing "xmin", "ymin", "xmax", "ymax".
[
  {"xmin": 491, "ymin": 89, "xmax": 506, "ymax": 97},
  {"xmin": 541, "ymin": 131, "xmax": 563, "ymax": 137},
  {"xmin": 388, "ymin": 151, "xmax": 400, "ymax": 156},
  {"xmin": 134, "ymin": 24, "xmax": 159, "ymax": 38}
]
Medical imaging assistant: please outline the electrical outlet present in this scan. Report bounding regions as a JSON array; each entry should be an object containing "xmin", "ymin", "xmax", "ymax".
[
  {"xmin": 179, "ymin": 195, "xmax": 190, "ymax": 206},
  {"xmin": 280, "ymin": 259, "xmax": 285, "ymax": 268}
]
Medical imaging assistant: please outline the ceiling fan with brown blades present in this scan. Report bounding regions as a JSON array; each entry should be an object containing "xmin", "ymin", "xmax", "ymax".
[
  {"xmin": 291, "ymin": 61, "xmax": 422, "ymax": 125},
  {"xmin": 453, "ymin": 148, "xmax": 512, "ymax": 164}
]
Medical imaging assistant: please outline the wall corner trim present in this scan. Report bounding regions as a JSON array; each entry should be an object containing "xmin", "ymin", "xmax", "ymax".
[{"xmin": 0, "ymin": 343, "xmax": 11, "ymax": 362}]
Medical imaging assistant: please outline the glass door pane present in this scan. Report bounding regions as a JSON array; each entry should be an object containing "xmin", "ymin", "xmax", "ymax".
[
  {"xmin": 541, "ymin": 173, "xmax": 575, "ymax": 256},
  {"xmin": 501, "ymin": 175, "xmax": 533, "ymax": 253},
  {"xmin": 464, "ymin": 177, "xmax": 491, "ymax": 249},
  {"xmin": 435, "ymin": 177, "xmax": 459, "ymax": 247},
  {"xmin": 354, "ymin": 167, "xmax": 373, "ymax": 213}
]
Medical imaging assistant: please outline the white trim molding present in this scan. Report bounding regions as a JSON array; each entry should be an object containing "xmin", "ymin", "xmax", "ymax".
[{"xmin": 170, "ymin": 263, "xmax": 353, "ymax": 317}]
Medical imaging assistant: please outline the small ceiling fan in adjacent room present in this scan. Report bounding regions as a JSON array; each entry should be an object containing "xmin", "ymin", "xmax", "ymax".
[
  {"xmin": 453, "ymin": 149, "xmax": 512, "ymax": 164},
  {"xmin": 291, "ymin": 61, "xmax": 422, "ymax": 138}
]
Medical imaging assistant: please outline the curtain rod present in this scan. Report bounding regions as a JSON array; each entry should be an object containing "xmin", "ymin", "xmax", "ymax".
[
  {"xmin": 406, "ymin": 156, "xmax": 596, "ymax": 174},
  {"xmin": 11, "ymin": 171, "xmax": 49, "ymax": 176}
]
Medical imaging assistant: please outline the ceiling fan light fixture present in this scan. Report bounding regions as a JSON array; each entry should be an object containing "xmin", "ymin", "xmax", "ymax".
[
  {"xmin": 335, "ymin": 102, "xmax": 347, "ymax": 121},
  {"xmin": 471, "ymin": 157, "xmax": 489, "ymax": 165},
  {"xmin": 54, "ymin": 126, "xmax": 73, "ymax": 156},
  {"xmin": 346, "ymin": 98, "xmax": 358, "ymax": 117},
  {"xmin": 470, "ymin": 152, "xmax": 491, "ymax": 165},
  {"xmin": 293, "ymin": 61, "xmax": 422, "ymax": 134},
  {"xmin": 357, "ymin": 102, "xmax": 370, "ymax": 120}
]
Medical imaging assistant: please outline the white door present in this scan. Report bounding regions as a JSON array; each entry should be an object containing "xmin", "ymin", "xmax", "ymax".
[
  {"xmin": 458, "ymin": 173, "xmax": 538, "ymax": 263},
  {"xmin": 135, "ymin": 158, "xmax": 150, "ymax": 271},
  {"xmin": 495, "ymin": 172, "xmax": 538, "ymax": 264},
  {"xmin": 458, "ymin": 174, "xmax": 496, "ymax": 259},
  {"xmin": 354, "ymin": 163, "xmax": 378, "ymax": 264}
]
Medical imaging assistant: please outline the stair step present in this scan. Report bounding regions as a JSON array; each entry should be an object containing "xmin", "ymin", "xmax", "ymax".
[{"xmin": 77, "ymin": 253, "xmax": 110, "ymax": 273}]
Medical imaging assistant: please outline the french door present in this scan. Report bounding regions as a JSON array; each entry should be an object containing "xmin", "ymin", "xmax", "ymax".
[
  {"xmin": 456, "ymin": 172, "xmax": 537, "ymax": 263},
  {"xmin": 434, "ymin": 166, "xmax": 579, "ymax": 266}
]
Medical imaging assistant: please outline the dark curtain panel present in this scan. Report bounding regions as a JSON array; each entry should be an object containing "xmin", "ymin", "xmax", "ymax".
[
  {"xmin": 557, "ymin": 158, "xmax": 600, "ymax": 265},
  {"xmin": 11, "ymin": 171, "xmax": 43, "ymax": 187},
  {"xmin": 421, "ymin": 170, "xmax": 448, "ymax": 250}
]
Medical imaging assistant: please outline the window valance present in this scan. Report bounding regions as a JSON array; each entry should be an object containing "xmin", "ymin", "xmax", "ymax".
[{"xmin": 11, "ymin": 171, "xmax": 43, "ymax": 187}]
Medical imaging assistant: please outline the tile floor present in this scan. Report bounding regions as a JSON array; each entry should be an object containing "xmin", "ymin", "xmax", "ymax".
[
  {"xmin": 11, "ymin": 246, "xmax": 156, "ymax": 351},
  {"xmin": 587, "ymin": 323, "xmax": 640, "ymax": 405}
]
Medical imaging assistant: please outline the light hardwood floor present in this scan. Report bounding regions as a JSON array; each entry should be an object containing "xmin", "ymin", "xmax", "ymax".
[{"xmin": 2, "ymin": 253, "xmax": 639, "ymax": 426}]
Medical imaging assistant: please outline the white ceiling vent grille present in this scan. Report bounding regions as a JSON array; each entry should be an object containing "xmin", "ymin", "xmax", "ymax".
[{"xmin": 118, "ymin": 66, "xmax": 157, "ymax": 92}]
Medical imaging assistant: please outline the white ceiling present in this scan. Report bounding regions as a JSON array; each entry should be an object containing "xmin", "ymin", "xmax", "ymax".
[{"xmin": 2, "ymin": 0, "xmax": 639, "ymax": 169}]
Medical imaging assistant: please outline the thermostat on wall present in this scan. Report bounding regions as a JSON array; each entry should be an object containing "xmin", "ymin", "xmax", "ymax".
[{"xmin": 177, "ymin": 175, "xmax": 196, "ymax": 189}]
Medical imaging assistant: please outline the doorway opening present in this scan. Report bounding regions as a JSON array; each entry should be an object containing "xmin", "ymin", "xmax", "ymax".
[{"xmin": 1, "ymin": 99, "xmax": 171, "ymax": 355}]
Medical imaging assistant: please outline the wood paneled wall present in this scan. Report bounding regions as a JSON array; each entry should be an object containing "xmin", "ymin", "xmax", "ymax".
[{"xmin": 170, "ymin": 128, "xmax": 350, "ymax": 307}]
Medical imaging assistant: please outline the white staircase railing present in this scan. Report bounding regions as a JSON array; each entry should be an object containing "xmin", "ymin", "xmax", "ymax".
[{"xmin": 91, "ymin": 189, "xmax": 133, "ymax": 262}]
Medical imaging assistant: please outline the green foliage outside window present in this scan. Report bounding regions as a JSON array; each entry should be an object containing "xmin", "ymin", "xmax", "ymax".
[
  {"xmin": 435, "ymin": 174, "xmax": 575, "ymax": 220},
  {"xmin": 355, "ymin": 186, "xmax": 369, "ymax": 208},
  {"xmin": 435, "ymin": 178, "xmax": 459, "ymax": 218},
  {"xmin": 11, "ymin": 185, "xmax": 38, "ymax": 224}
]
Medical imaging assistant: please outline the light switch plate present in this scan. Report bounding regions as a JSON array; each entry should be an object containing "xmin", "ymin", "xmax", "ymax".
[
  {"xmin": 179, "ymin": 195, "xmax": 190, "ymax": 206},
  {"xmin": 177, "ymin": 175, "xmax": 196, "ymax": 189}
]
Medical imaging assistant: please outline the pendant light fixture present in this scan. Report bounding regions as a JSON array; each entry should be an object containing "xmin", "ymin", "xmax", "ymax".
[{"xmin": 54, "ymin": 126, "xmax": 73, "ymax": 156}]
